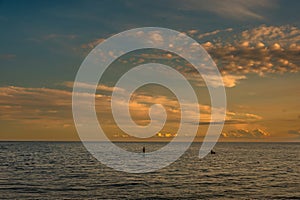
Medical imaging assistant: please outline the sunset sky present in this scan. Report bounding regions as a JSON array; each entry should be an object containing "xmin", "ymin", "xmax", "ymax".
[{"xmin": 0, "ymin": 0, "xmax": 299, "ymax": 142}]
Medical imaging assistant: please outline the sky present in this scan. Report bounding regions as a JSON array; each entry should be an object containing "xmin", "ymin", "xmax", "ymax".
[{"xmin": 0, "ymin": 0, "xmax": 300, "ymax": 142}]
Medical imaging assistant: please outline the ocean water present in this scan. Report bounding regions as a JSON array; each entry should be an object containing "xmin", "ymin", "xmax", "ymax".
[{"xmin": 0, "ymin": 142, "xmax": 299, "ymax": 199}]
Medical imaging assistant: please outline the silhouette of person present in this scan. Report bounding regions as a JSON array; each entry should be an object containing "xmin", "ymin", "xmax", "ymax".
[{"xmin": 143, "ymin": 146, "xmax": 145, "ymax": 153}]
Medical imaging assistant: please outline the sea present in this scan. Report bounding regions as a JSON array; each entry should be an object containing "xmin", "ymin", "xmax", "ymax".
[{"xmin": 0, "ymin": 142, "xmax": 299, "ymax": 199}]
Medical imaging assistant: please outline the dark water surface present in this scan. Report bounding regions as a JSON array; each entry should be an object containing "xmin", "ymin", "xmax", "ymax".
[{"xmin": 0, "ymin": 142, "xmax": 299, "ymax": 199}]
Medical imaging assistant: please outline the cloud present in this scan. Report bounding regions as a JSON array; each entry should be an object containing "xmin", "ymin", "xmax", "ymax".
[
  {"xmin": 227, "ymin": 111, "xmax": 263, "ymax": 121},
  {"xmin": 112, "ymin": 131, "xmax": 178, "ymax": 139},
  {"xmin": 180, "ymin": 0, "xmax": 277, "ymax": 20},
  {"xmin": 0, "ymin": 86, "xmax": 72, "ymax": 128},
  {"xmin": 191, "ymin": 73, "xmax": 246, "ymax": 88},
  {"xmin": 0, "ymin": 54, "xmax": 16, "ymax": 60},
  {"xmin": 42, "ymin": 34, "xmax": 77, "ymax": 40},
  {"xmin": 221, "ymin": 74, "xmax": 246, "ymax": 87},
  {"xmin": 198, "ymin": 109, "xmax": 263, "ymax": 126},
  {"xmin": 222, "ymin": 128, "xmax": 270, "ymax": 138},
  {"xmin": 149, "ymin": 31, "xmax": 164, "ymax": 44},
  {"xmin": 186, "ymin": 28, "xmax": 233, "ymax": 39},
  {"xmin": 155, "ymin": 132, "xmax": 177, "ymax": 138},
  {"xmin": 288, "ymin": 129, "xmax": 300, "ymax": 136},
  {"xmin": 240, "ymin": 25, "xmax": 300, "ymax": 45},
  {"xmin": 204, "ymin": 25, "xmax": 300, "ymax": 76},
  {"xmin": 81, "ymin": 38, "xmax": 105, "ymax": 49},
  {"xmin": 80, "ymin": 24, "xmax": 299, "ymax": 88},
  {"xmin": 199, "ymin": 119, "xmax": 246, "ymax": 125},
  {"xmin": 0, "ymin": 85, "xmax": 263, "ymax": 135},
  {"xmin": 61, "ymin": 81, "xmax": 124, "ymax": 92},
  {"xmin": 111, "ymin": 49, "xmax": 247, "ymax": 88},
  {"xmin": 81, "ymin": 31, "xmax": 165, "ymax": 50}
]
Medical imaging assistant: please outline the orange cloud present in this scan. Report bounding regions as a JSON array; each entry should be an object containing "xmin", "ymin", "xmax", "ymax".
[
  {"xmin": 222, "ymin": 128, "xmax": 270, "ymax": 138},
  {"xmin": 61, "ymin": 81, "xmax": 124, "ymax": 92},
  {"xmin": 203, "ymin": 25, "xmax": 300, "ymax": 76},
  {"xmin": 0, "ymin": 85, "xmax": 267, "ymax": 140}
]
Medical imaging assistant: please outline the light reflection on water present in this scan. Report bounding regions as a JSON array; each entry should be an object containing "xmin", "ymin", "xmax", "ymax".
[{"xmin": 0, "ymin": 142, "xmax": 299, "ymax": 199}]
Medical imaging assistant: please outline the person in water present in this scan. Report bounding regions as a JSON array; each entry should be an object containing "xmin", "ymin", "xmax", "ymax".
[{"xmin": 143, "ymin": 146, "xmax": 145, "ymax": 153}]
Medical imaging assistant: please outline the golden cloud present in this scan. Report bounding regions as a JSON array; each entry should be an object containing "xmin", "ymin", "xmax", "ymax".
[
  {"xmin": 0, "ymin": 85, "xmax": 263, "ymax": 134},
  {"xmin": 222, "ymin": 128, "xmax": 270, "ymax": 138}
]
